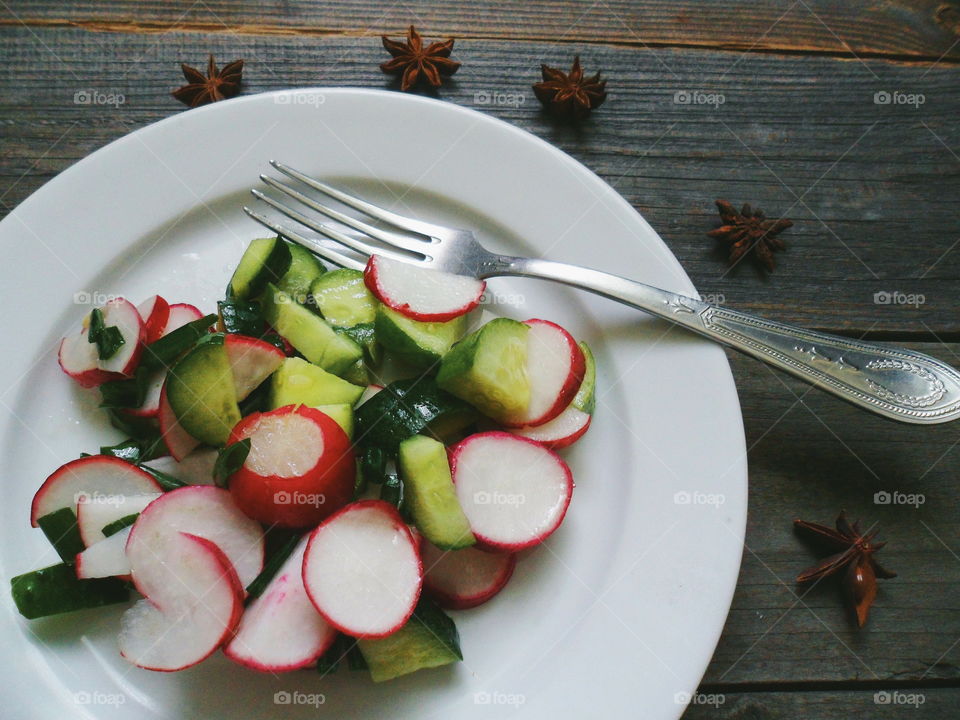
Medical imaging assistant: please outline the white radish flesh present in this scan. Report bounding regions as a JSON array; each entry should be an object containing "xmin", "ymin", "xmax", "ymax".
[
  {"xmin": 224, "ymin": 536, "xmax": 337, "ymax": 672},
  {"xmin": 421, "ymin": 540, "xmax": 516, "ymax": 609},
  {"xmin": 512, "ymin": 405, "xmax": 591, "ymax": 449},
  {"xmin": 75, "ymin": 527, "xmax": 133, "ymax": 579},
  {"xmin": 302, "ymin": 501, "xmax": 422, "ymax": 638},
  {"xmin": 364, "ymin": 255, "xmax": 485, "ymax": 322},
  {"xmin": 77, "ymin": 492, "xmax": 160, "ymax": 547},
  {"xmin": 141, "ymin": 448, "xmax": 218, "ymax": 486}
]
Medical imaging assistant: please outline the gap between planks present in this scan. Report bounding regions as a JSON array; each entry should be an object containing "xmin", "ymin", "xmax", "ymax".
[{"xmin": 0, "ymin": 17, "xmax": 957, "ymax": 67}]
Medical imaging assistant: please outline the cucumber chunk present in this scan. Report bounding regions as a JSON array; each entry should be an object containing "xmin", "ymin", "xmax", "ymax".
[
  {"xmin": 278, "ymin": 242, "xmax": 326, "ymax": 302},
  {"xmin": 375, "ymin": 305, "xmax": 466, "ymax": 369},
  {"xmin": 37, "ymin": 508, "xmax": 85, "ymax": 563},
  {"xmin": 354, "ymin": 378, "xmax": 477, "ymax": 451},
  {"xmin": 572, "ymin": 340, "xmax": 596, "ymax": 414},
  {"xmin": 314, "ymin": 403, "xmax": 354, "ymax": 439},
  {"xmin": 340, "ymin": 358, "xmax": 370, "ymax": 386},
  {"xmin": 358, "ymin": 598, "xmax": 462, "ymax": 682},
  {"xmin": 166, "ymin": 335, "xmax": 241, "ymax": 446},
  {"xmin": 270, "ymin": 357, "xmax": 365, "ymax": 408},
  {"xmin": 335, "ymin": 323, "xmax": 382, "ymax": 366},
  {"xmin": 261, "ymin": 284, "xmax": 362, "ymax": 376},
  {"xmin": 436, "ymin": 318, "xmax": 530, "ymax": 423},
  {"xmin": 228, "ymin": 237, "xmax": 292, "ymax": 300},
  {"xmin": 399, "ymin": 435, "xmax": 475, "ymax": 550},
  {"xmin": 312, "ymin": 269, "xmax": 378, "ymax": 327},
  {"xmin": 10, "ymin": 563, "xmax": 129, "ymax": 619}
]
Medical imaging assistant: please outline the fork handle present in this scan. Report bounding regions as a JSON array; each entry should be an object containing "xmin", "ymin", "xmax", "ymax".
[{"xmin": 498, "ymin": 257, "xmax": 960, "ymax": 424}]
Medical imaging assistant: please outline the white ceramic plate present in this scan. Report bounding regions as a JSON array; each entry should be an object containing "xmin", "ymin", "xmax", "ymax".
[{"xmin": 0, "ymin": 89, "xmax": 747, "ymax": 720}]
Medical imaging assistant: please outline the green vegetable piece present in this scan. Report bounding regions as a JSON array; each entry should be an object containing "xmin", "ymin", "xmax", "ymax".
[
  {"xmin": 572, "ymin": 341, "xmax": 596, "ymax": 414},
  {"xmin": 436, "ymin": 317, "xmax": 530, "ymax": 423},
  {"xmin": 10, "ymin": 563, "xmax": 129, "ymax": 619},
  {"xmin": 102, "ymin": 514, "xmax": 140, "ymax": 538},
  {"xmin": 375, "ymin": 305, "xmax": 466, "ymax": 370},
  {"xmin": 398, "ymin": 435, "xmax": 474, "ymax": 550},
  {"xmin": 261, "ymin": 284, "xmax": 362, "ymax": 376},
  {"xmin": 214, "ymin": 438, "xmax": 251, "ymax": 488},
  {"xmin": 87, "ymin": 308, "xmax": 125, "ymax": 360},
  {"xmin": 311, "ymin": 268, "xmax": 378, "ymax": 327},
  {"xmin": 140, "ymin": 314, "xmax": 218, "ymax": 371},
  {"xmin": 37, "ymin": 508, "xmax": 85, "ymax": 562},
  {"xmin": 278, "ymin": 241, "xmax": 326, "ymax": 302},
  {"xmin": 358, "ymin": 598, "xmax": 461, "ymax": 682},
  {"xmin": 245, "ymin": 531, "xmax": 301, "ymax": 600},
  {"xmin": 270, "ymin": 357, "xmax": 365, "ymax": 408},
  {"xmin": 228, "ymin": 236, "xmax": 292, "ymax": 300},
  {"xmin": 218, "ymin": 300, "xmax": 265, "ymax": 337}
]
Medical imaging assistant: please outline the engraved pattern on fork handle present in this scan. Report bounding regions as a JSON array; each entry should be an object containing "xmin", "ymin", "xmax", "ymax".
[{"xmin": 692, "ymin": 303, "xmax": 960, "ymax": 423}]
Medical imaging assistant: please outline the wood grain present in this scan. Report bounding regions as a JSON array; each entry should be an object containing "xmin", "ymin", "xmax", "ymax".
[
  {"xmin": 0, "ymin": 29, "xmax": 958, "ymax": 335},
  {"xmin": 2, "ymin": 0, "xmax": 960, "ymax": 61},
  {"xmin": 699, "ymin": 342, "xmax": 960, "ymax": 686},
  {"xmin": 683, "ymin": 688, "xmax": 956, "ymax": 718}
]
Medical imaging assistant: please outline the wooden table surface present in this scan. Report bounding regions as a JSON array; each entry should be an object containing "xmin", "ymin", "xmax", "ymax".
[{"xmin": 2, "ymin": 1, "xmax": 959, "ymax": 717}]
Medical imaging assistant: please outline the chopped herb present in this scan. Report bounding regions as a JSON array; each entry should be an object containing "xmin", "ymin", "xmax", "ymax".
[
  {"xmin": 138, "ymin": 463, "xmax": 188, "ymax": 492},
  {"xmin": 245, "ymin": 531, "xmax": 300, "ymax": 599},
  {"xmin": 102, "ymin": 514, "xmax": 140, "ymax": 537},
  {"xmin": 139, "ymin": 314, "xmax": 217, "ymax": 371},
  {"xmin": 214, "ymin": 439, "xmax": 251, "ymax": 488},
  {"xmin": 87, "ymin": 308, "xmax": 125, "ymax": 360}
]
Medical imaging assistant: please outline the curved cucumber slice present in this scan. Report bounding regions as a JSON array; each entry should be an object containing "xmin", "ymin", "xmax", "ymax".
[
  {"xmin": 357, "ymin": 598, "xmax": 461, "ymax": 682},
  {"xmin": 376, "ymin": 305, "xmax": 466, "ymax": 369},
  {"xmin": 270, "ymin": 357, "xmax": 365, "ymax": 408},
  {"xmin": 572, "ymin": 341, "xmax": 596, "ymax": 414},
  {"xmin": 262, "ymin": 285, "xmax": 362, "ymax": 376},
  {"xmin": 436, "ymin": 318, "xmax": 530, "ymax": 423},
  {"xmin": 312, "ymin": 269, "xmax": 378, "ymax": 327},
  {"xmin": 399, "ymin": 435, "xmax": 474, "ymax": 550},
  {"xmin": 278, "ymin": 242, "xmax": 325, "ymax": 302},
  {"xmin": 228, "ymin": 237, "xmax": 292, "ymax": 300},
  {"xmin": 166, "ymin": 335, "xmax": 241, "ymax": 446}
]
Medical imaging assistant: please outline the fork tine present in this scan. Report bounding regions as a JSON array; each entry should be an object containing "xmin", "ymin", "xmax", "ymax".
[
  {"xmin": 260, "ymin": 175, "xmax": 431, "ymax": 254},
  {"xmin": 242, "ymin": 206, "xmax": 365, "ymax": 271},
  {"xmin": 271, "ymin": 161, "xmax": 449, "ymax": 238},
  {"xmin": 251, "ymin": 189, "xmax": 415, "ymax": 264}
]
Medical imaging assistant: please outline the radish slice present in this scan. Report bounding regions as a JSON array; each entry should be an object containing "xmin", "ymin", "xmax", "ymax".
[
  {"xmin": 227, "ymin": 405, "xmax": 355, "ymax": 529},
  {"xmin": 96, "ymin": 298, "xmax": 146, "ymax": 375},
  {"xmin": 159, "ymin": 380, "xmax": 201, "ymax": 461},
  {"xmin": 224, "ymin": 334, "xmax": 285, "ymax": 401},
  {"xmin": 364, "ymin": 255, "xmax": 485, "ymax": 322},
  {"xmin": 57, "ymin": 298, "xmax": 146, "ymax": 386},
  {"xmin": 119, "ymin": 531, "xmax": 243, "ymax": 671},
  {"xmin": 137, "ymin": 295, "xmax": 170, "ymax": 344},
  {"xmin": 503, "ymin": 319, "xmax": 585, "ymax": 428},
  {"xmin": 75, "ymin": 527, "xmax": 133, "ymax": 579},
  {"xmin": 141, "ymin": 448, "xmax": 218, "ymax": 486},
  {"xmin": 58, "ymin": 334, "xmax": 116, "ymax": 388},
  {"xmin": 224, "ymin": 536, "xmax": 337, "ymax": 672},
  {"xmin": 161, "ymin": 303, "xmax": 204, "ymax": 335},
  {"xmin": 303, "ymin": 500, "xmax": 422, "ymax": 638},
  {"xmin": 126, "ymin": 485, "xmax": 265, "ymax": 588},
  {"xmin": 512, "ymin": 405, "xmax": 592, "ymax": 449},
  {"xmin": 421, "ymin": 539, "xmax": 516, "ymax": 610},
  {"xmin": 30, "ymin": 456, "xmax": 162, "ymax": 527},
  {"xmin": 77, "ymin": 492, "xmax": 161, "ymax": 547},
  {"xmin": 450, "ymin": 432, "xmax": 573, "ymax": 552}
]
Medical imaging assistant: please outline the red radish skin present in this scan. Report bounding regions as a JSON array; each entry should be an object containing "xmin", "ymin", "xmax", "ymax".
[
  {"xmin": 302, "ymin": 500, "xmax": 422, "ymax": 639},
  {"xmin": 137, "ymin": 295, "xmax": 170, "ymax": 344},
  {"xmin": 161, "ymin": 303, "xmax": 204, "ymax": 335},
  {"xmin": 449, "ymin": 432, "xmax": 573, "ymax": 552},
  {"xmin": 364, "ymin": 254, "xmax": 486, "ymax": 322},
  {"xmin": 57, "ymin": 335, "xmax": 118, "ymax": 388},
  {"xmin": 123, "ymin": 369, "xmax": 164, "ymax": 418},
  {"xmin": 30, "ymin": 455, "xmax": 162, "ymax": 527},
  {"xmin": 223, "ymin": 536, "xmax": 337, "ymax": 672},
  {"xmin": 119, "ymin": 531, "xmax": 244, "ymax": 672},
  {"xmin": 126, "ymin": 485, "xmax": 265, "ymax": 588},
  {"xmin": 421, "ymin": 539, "xmax": 516, "ymax": 610},
  {"xmin": 158, "ymin": 380, "xmax": 201, "ymax": 461},
  {"xmin": 502, "ymin": 319, "xmax": 585, "ymax": 428},
  {"xmin": 223, "ymin": 334, "xmax": 285, "ymax": 401},
  {"xmin": 512, "ymin": 405, "xmax": 592, "ymax": 449},
  {"xmin": 227, "ymin": 405, "xmax": 355, "ymax": 529}
]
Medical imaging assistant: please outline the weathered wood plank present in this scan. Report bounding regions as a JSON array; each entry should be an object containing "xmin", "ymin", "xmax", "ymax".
[
  {"xmin": 682, "ymin": 688, "xmax": 958, "ymax": 719},
  {"xmin": 3, "ymin": 0, "xmax": 960, "ymax": 61},
  {"xmin": 0, "ymin": 29, "xmax": 958, "ymax": 336},
  {"xmin": 697, "ymin": 342, "xmax": 960, "ymax": 685}
]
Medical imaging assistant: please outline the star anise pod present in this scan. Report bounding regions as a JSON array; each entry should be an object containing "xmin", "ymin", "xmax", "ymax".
[
  {"xmin": 172, "ymin": 55, "xmax": 244, "ymax": 108},
  {"xmin": 707, "ymin": 199, "xmax": 792, "ymax": 271},
  {"xmin": 380, "ymin": 25, "xmax": 461, "ymax": 92},
  {"xmin": 533, "ymin": 56, "xmax": 607, "ymax": 121},
  {"xmin": 794, "ymin": 510, "xmax": 896, "ymax": 627}
]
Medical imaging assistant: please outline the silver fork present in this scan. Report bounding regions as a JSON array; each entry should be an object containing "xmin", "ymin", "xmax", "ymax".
[{"xmin": 245, "ymin": 161, "xmax": 960, "ymax": 425}]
